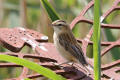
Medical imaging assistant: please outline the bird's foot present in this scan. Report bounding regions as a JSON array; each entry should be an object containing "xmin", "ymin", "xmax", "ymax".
[{"xmin": 51, "ymin": 62, "xmax": 64, "ymax": 69}]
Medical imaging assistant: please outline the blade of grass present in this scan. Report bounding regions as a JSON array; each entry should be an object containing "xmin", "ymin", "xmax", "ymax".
[
  {"xmin": 24, "ymin": 78, "xmax": 32, "ymax": 80},
  {"xmin": 93, "ymin": 0, "xmax": 101, "ymax": 80},
  {"xmin": 40, "ymin": 0, "xmax": 60, "ymax": 21},
  {"xmin": 72, "ymin": 25, "xmax": 80, "ymax": 37},
  {"xmin": 0, "ymin": 54, "xmax": 66, "ymax": 80},
  {"xmin": 104, "ymin": 11, "xmax": 120, "ymax": 60},
  {"xmin": 104, "ymin": 28, "xmax": 120, "ymax": 60}
]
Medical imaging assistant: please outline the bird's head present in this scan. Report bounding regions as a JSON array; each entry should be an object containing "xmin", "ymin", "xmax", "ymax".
[{"xmin": 52, "ymin": 20, "xmax": 69, "ymax": 33}]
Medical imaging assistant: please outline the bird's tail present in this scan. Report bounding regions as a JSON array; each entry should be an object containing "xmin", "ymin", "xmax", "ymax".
[
  {"xmin": 83, "ymin": 63, "xmax": 93, "ymax": 75},
  {"xmin": 86, "ymin": 63, "xmax": 93, "ymax": 70}
]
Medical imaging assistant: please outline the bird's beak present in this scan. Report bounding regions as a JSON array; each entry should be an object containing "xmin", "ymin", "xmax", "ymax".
[
  {"xmin": 51, "ymin": 24, "xmax": 54, "ymax": 26},
  {"xmin": 51, "ymin": 23, "xmax": 56, "ymax": 27},
  {"xmin": 48, "ymin": 23, "xmax": 54, "ymax": 27},
  {"xmin": 51, "ymin": 21, "xmax": 57, "ymax": 27}
]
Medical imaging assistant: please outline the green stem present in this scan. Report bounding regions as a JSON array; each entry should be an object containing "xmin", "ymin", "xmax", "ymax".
[{"xmin": 93, "ymin": 0, "xmax": 101, "ymax": 80}]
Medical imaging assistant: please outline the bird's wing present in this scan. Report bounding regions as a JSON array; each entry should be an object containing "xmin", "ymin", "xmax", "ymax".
[{"xmin": 58, "ymin": 33, "xmax": 87, "ymax": 65}]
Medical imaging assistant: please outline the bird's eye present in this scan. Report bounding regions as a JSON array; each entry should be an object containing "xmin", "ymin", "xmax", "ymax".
[{"xmin": 57, "ymin": 24, "xmax": 62, "ymax": 26}]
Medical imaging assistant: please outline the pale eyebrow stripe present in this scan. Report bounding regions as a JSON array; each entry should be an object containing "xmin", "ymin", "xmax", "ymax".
[{"xmin": 59, "ymin": 20, "xmax": 66, "ymax": 23}]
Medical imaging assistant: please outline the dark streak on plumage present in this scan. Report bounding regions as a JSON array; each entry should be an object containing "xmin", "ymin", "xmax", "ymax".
[{"xmin": 58, "ymin": 32, "xmax": 88, "ymax": 65}]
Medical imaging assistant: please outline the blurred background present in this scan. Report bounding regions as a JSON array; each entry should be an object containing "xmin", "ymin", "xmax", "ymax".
[{"xmin": 0, "ymin": 0, "xmax": 120, "ymax": 79}]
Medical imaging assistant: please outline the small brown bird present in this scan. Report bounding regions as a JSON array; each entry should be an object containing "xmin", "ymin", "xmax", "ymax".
[{"xmin": 52, "ymin": 20, "xmax": 92, "ymax": 75}]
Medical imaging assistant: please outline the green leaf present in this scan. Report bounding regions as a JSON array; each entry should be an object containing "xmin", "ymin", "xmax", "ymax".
[
  {"xmin": 72, "ymin": 24, "xmax": 80, "ymax": 37},
  {"xmin": 104, "ymin": 11, "xmax": 120, "ymax": 60},
  {"xmin": 0, "ymin": 54, "xmax": 66, "ymax": 80},
  {"xmin": 68, "ymin": 0, "xmax": 75, "ymax": 6},
  {"xmin": 24, "ymin": 78, "xmax": 32, "ymax": 80},
  {"xmin": 93, "ymin": 0, "xmax": 101, "ymax": 80},
  {"xmin": 40, "ymin": 0, "xmax": 60, "ymax": 21},
  {"xmin": 104, "ymin": 28, "xmax": 120, "ymax": 60}
]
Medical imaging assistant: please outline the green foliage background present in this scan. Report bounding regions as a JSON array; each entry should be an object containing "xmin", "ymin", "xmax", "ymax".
[{"xmin": 0, "ymin": 0, "xmax": 120, "ymax": 79}]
